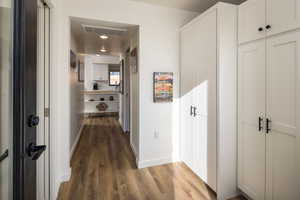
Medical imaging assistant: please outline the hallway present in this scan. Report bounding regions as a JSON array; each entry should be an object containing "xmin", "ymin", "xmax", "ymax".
[{"xmin": 57, "ymin": 117, "xmax": 217, "ymax": 200}]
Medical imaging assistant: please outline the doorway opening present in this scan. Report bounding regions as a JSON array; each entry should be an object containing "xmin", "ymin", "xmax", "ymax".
[{"xmin": 57, "ymin": 17, "xmax": 140, "ymax": 198}]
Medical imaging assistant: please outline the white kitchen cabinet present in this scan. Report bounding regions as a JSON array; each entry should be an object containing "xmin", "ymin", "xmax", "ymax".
[
  {"xmin": 266, "ymin": 0, "xmax": 300, "ymax": 36},
  {"xmin": 265, "ymin": 30, "xmax": 300, "ymax": 200},
  {"xmin": 238, "ymin": 0, "xmax": 266, "ymax": 44},
  {"xmin": 180, "ymin": 3, "xmax": 237, "ymax": 198},
  {"xmin": 239, "ymin": 0, "xmax": 300, "ymax": 44},
  {"xmin": 238, "ymin": 40, "xmax": 266, "ymax": 200},
  {"xmin": 238, "ymin": 29, "xmax": 300, "ymax": 200}
]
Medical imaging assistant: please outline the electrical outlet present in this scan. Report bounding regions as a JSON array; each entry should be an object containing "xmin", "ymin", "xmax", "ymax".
[{"xmin": 154, "ymin": 131, "xmax": 159, "ymax": 139}]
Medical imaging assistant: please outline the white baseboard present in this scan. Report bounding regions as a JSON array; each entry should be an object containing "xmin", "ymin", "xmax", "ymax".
[
  {"xmin": 61, "ymin": 168, "xmax": 71, "ymax": 182},
  {"xmin": 219, "ymin": 192, "xmax": 239, "ymax": 200},
  {"xmin": 137, "ymin": 157, "xmax": 173, "ymax": 169},
  {"xmin": 52, "ymin": 168, "xmax": 71, "ymax": 199},
  {"xmin": 129, "ymin": 142, "xmax": 139, "ymax": 167},
  {"xmin": 130, "ymin": 142, "xmax": 137, "ymax": 157},
  {"xmin": 70, "ymin": 124, "xmax": 84, "ymax": 159}
]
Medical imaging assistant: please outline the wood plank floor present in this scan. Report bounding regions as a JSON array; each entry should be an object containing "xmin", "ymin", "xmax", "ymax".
[{"xmin": 57, "ymin": 117, "xmax": 242, "ymax": 200}]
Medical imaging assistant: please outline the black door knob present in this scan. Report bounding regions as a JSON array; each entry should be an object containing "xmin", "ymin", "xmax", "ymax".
[
  {"xmin": 258, "ymin": 27, "xmax": 264, "ymax": 32},
  {"xmin": 26, "ymin": 143, "xmax": 46, "ymax": 160},
  {"xmin": 266, "ymin": 25, "xmax": 271, "ymax": 29},
  {"xmin": 27, "ymin": 115, "xmax": 39, "ymax": 127}
]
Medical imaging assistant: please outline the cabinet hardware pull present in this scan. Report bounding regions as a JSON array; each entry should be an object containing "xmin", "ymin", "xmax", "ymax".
[
  {"xmin": 258, "ymin": 117, "xmax": 263, "ymax": 131},
  {"xmin": 193, "ymin": 107, "xmax": 197, "ymax": 117},
  {"xmin": 258, "ymin": 27, "xmax": 264, "ymax": 32},
  {"xmin": 190, "ymin": 106, "xmax": 193, "ymax": 116},
  {"xmin": 266, "ymin": 118, "xmax": 272, "ymax": 133},
  {"xmin": 266, "ymin": 25, "xmax": 271, "ymax": 30}
]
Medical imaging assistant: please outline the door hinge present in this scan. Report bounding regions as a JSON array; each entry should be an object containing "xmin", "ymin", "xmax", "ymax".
[{"xmin": 45, "ymin": 108, "xmax": 50, "ymax": 117}]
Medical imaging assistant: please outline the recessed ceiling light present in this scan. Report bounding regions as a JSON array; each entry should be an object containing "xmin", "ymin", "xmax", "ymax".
[{"xmin": 99, "ymin": 35, "xmax": 108, "ymax": 39}]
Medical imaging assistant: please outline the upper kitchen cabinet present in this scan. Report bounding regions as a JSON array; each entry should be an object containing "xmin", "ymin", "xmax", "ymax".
[
  {"xmin": 239, "ymin": 0, "xmax": 300, "ymax": 44},
  {"xmin": 238, "ymin": 0, "xmax": 266, "ymax": 44},
  {"xmin": 266, "ymin": 0, "xmax": 300, "ymax": 36}
]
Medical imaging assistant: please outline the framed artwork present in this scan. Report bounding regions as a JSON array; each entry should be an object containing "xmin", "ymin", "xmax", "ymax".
[
  {"xmin": 153, "ymin": 72, "xmax": 173, "ymax": 102},
  {"xmin": 78, "ymin": 61, "xmax": 84, "ymax": 82},
  {"xmin": 70, "ymin": 50, "xmax": 76, "ymax": 69}
]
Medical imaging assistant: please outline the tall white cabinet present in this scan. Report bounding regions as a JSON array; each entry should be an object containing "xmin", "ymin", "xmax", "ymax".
[
  {"xmin": 238, "ymin": 0, "xmax": 300, "ymax": 199},
  {"xmin": 180, "ymin": 3, "xmax": 238, "ymax": 199}
]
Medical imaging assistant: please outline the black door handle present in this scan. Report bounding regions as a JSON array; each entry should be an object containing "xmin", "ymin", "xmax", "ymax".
[
  {"xmin": 190, "ymin": 106, "xmax": 194, "ymax": 116},
  {"xmin": 0, "ymin": 149, "xmax": 8, "ymax": 162},
  {"xmin": 27, "ymin": 115, "xmax": 40, "ymax": 127},
  {"xmin": 266, "ymin": 118, "xmax": 272, "ymax": 134},
  {"xmin": 26, "ymin": 143, "xmax": 46, "ymax": 160},
  {"xmin": 193, "ymin": 107, "xmax": 197, "ymax": 117},
  {"xmin": 258, "ymin": 117, "xmax": 263, "ymax": 131},
  {"xmin": 266, "ymin": 25, "xmax": 272, "ymax": 30}
]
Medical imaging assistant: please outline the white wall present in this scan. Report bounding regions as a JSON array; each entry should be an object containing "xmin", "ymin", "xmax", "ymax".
[
  {"xmin": 50, "ymin": 0, "xmax": 198, "ymax": 198},
  {"xmin": 92, "ymin": 64, "xmax": 108, "ymax": 81},
  {"xmin": 69, "ymin": 32, "xmax": 84, "ymax": 156}
]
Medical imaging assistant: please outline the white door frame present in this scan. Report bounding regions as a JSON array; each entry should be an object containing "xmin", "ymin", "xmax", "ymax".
[{"xmin": 37, "ymin": 1, "xmax": 52, "ymax": 199}]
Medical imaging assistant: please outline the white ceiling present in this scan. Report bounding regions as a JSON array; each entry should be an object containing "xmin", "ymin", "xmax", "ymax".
[
  {"xmin": 71, "ymin": 17, "xmax": 138, "ymax": 56},
  {"xmin": 71, "ymin": 0, "xmax": 246, "ymax": 55},
  {"xmin": 131, "ymin": 0, "xmax": 246, "ymax": 12}
]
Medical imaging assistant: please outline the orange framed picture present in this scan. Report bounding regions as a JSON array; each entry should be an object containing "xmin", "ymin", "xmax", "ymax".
[{"xmin": 153, "ymin": 72, "xmax": 173, "ymax": 102}]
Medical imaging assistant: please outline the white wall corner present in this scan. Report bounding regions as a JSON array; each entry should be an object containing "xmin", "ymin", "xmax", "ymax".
[{"xmin": 70, "ymin": 123, "xmax": 84, "ymax": 158}]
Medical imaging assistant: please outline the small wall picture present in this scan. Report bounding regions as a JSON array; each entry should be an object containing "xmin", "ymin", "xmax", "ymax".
[
  {"xmin": 153, "ymin": 72, "xmax": 173, "ymax": 103},
  {"xmin": 70, "ymin": 50, "xmax": 76, "ymax": 69},
  {"xmin": 78, "ymin": 61, "xmax": 84, "ymax": 82}
]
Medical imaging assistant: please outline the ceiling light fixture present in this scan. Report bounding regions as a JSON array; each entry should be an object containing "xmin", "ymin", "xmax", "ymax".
[{"xmin": 99, "ymin": 35, "xmax": 108, "ymax": 39}]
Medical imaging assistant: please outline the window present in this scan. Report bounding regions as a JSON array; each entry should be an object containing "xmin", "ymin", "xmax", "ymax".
[{"xmin": 109, "ymin": 71, "xmax": 120, "ymax": 86}]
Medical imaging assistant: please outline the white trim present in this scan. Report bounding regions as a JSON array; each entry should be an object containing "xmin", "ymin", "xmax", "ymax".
[
  {"xmin": 220, "ymin": 193, "xmax": 240, "ymax": 200},
  {"xmin": 130, "ymin": 142, "xmax": 139, "ymax": 167},
  {"xmin": 60, "ymin": 168, "xmax": 71, "ymax": 182},
  {"xmin": 53, "ymin": 167, "xmax": 71, "ymax": 199},
  {"xmin": 130, "ymin": 141, "xmax": 137, "ymax": 157},
  {"xmin": 137, "ymin": 157, "xmax": 173, "ymax": 169},
  {"xmin": 70, "ymin": 124, "xmax": 84, "ymax": 158}
]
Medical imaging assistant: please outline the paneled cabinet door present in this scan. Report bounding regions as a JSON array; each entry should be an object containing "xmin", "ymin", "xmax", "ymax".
[
  {"xmin": 266, "ymin": 0, "xmax": 300, "ymax": 37},
  {"xmin": 238, "ymin": 0, "xmax": 266, "ymax": 44},
  {"xmin": 180, "ymin": 22, "xmax": 196, "ymax": 169},
  {"xmin": 266, "ymin": 30, "xmax": 300, "ymax": 200},
  {"xmin": 238, "ymin": 40, "xmax": 266, "ymax": 200}
]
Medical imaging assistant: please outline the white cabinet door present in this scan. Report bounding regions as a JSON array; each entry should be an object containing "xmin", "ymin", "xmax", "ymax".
[
  {"xmin": 266, "ymin": 0, "xmax": 300, "ymax": 37},
  {"xmin": 180, "ymin": 21, "xmax": 196, "ymax": 169},
  {"xmin": 180, "ymin": 8, "xmax": 217, "ymax": 191},
  {"xmin": 238, "ymin": 40, "xmax": 266, "ymax": 200},
  {"xmin": 266, "ymin": 30, "xmax": 300, "ymax": 200},
  {"xmin": 189, "ymin": 9, "xmax": 217, "ymax": 191},
  {"xmin": 238, "ymin": 0, "xmax": 266, "ymax": 44}
]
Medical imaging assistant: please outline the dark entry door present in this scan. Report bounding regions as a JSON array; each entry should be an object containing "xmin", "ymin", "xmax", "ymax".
[{"xmin": 13, "ymin": 0, "xmax": 46, "ymax": 199}]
